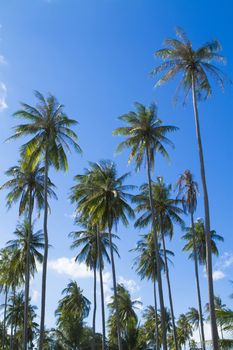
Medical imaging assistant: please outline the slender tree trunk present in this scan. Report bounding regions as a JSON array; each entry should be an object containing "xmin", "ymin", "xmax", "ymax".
[
  {"xmin": 146, "ymin": 147, "xmax": 167, "ymax": 350},
  {"xmin": 160, "ymin": 218, "xmax": 178, "ymax": 350},
  {"xmin": 23, "ymin": 189, "xmax": 33, "ymax": 350},
  {"xmin": 10, "ymin": 286, "xmax": 16, "ymax": 350},
  {"xmin": 191, "ymin": 75, "xmax": 218, "ymax": 350},
  {"xmin": 39, "ymin": 149, "xmax": 49, "ymax": 350},
  {"xmin": 108, "ymin": 221, "xmax": 122, "ymax": 350},
  {"xmin": 2, "ymin": 286, "xmax": 8, "ymax": 350},
  {"xmin": 92, "ymin": 265, "xmax": 97, "ymax": 350},
  {"xmin": 191, "ymin": 213, "xmax": 206, "ymax": 350},
  {"xmin": 97, "ymin": 230, "xmax": 106, "ymax": 350},
  {"xmin": 153, "ymin": 280, "xmax": 159, "ymax": 350}
]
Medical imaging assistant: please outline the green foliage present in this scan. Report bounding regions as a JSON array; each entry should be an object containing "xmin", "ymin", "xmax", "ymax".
[{"xmin": 182, "ymin": 219, "xmax": 224, "ymax": 264}]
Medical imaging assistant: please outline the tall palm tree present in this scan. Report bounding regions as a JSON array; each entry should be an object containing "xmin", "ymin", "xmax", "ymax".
[
  {"xmin": 5, "ymin": 220, "xmax": 45, "ymax": 278},
  {"xmin": 131, "ymin": 232, "xmax": 174, "ymax": 350},
  {"xmin": 0, "ymin": 162, "xmax": 56, "ymax": 350},
  {"xmin": 182, "ymin": 219, "xmax": 223, "ymax": 265},
  {"xmin": 186, "ymin": 307, "xmax": 203, "ymax": 345},
  {"xmin": 176, "ymin": 170, "xmax": 206, "ymax": 350},
  {"xmin": 0, "ymin": 248, "xmax": 13, "ymax": 350},
  {"xmin": 206, "ymin": 296, "xmax": 227, "ymax": 340},
  {"xmin": 152, "ymin": 27, "xmax": 226, "ymax": 350},
  {"xmin": 9, "ymin": 91, "xmax": 81, "ymax": 349},
  {"xmin": 69, "ymin": 220, "xmax": 119, "ymax": 350},
  {"xmin": 70, "ymin": 160, "xmax": 134, "ymax": 350},
  {"xmin": 176, "ymin": 314, "xmax": 193, "ymax": 350},
  {"xmin": 113, "ymin": 102, "xmax": 178, "ymax": 350},
  {"xmin": 55, "ymin": 281, "xmax": 91, "ymax": 349},
  {"xmin": 133, "ymin": 178, "xmax": 184, "ymax": 350},
  {"xmin": 108, "ymin": 283, "xmax": 142, "ymax": 349}
]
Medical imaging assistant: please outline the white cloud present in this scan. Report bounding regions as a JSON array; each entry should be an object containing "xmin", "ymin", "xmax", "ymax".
[
  {"xmin": 48, "ymin": 257, "xmax": 93, "ymax": 279},
  {"xmin": 31, "ymin": 289, "xmax": 39, "ymax": 303},
  {"xmin": 118, "ymin": 276, "xmax": 140, "ymax": 293},
  {"xmin": 0, "ymin": 55, "xmax": 6, "ymax": 65},
  {"xmin": 213, "ymin": 270, "xmax": 225, "ymax": 281},
  {"xmin": 0, "ymin": 82, "xmax": 7, "ymax": 111},
  {"xmin": 64, "ymin": 211, "xmax": 76, "ymax": 220}
]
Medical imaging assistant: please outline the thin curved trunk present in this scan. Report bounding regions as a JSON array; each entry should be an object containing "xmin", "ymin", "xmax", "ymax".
[
  {"xmin": 160, "ymin": 218, "xmax": 178, "ymax": 350},
  {"xmin": 108, "ymin": 222, "xmax": 122, "ymax": 350},
  {"xmin": 153, "ymin": 280, "xmax": 159, "ymax": 350},
  {"xmin": 2, "ymin": 286, "xmax": 8, "ymax": 350},
  {"xmin": 92, "ymin": 265, "xmax": 97, "ymax": 350},
  {"xmin": 23, "ymin": 189, "xmax": 33, "ymax": 350},
  {"xmin": 146, "ymin": 147, "xmax": 167, "ymax": 350},
  {"xmin": 191, "ymin": 75, "xmax": 218, "ymax": 350},
  {"xmin": 191, "ymin": 213, "xmax": 206, "ymax": 350},
  {"xmin": 39, "ymin": 149, "xmax": 49, "ymax": 350},
  {"xmin": 97, "ymin": 230, "xmax": 106, "ymax": 350}
]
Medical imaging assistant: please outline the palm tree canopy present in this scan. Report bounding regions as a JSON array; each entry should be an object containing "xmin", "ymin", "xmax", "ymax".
[
  {"xmin": 0, "ymin": 162, "xmax": 57, "ymax": 216},
  {"xmin": 9, "ymin": 91, "xmax": 82, "ymax": 171},
  {"xmin": 186, "ymin": 307, "xmax": 201, "ymax": 330},
  {"xmin": 151, "ymin": 27, "xmax": 226, "ymax": 101},
  {"xmin": 5, "ymin": 219, "xmax": 45, "ymax": 278},
  {"xmin": 69, "ymin": 220, "xmax": 120, "ymax": 270},
  {"xmin": 182, "ymin": 218, "xmax": 224, "ymax": 264},
  {"xmin": 176, "ymin": 170, "xmax": 198, "ymax": 215},
  {"xmin": 133, "ymin": 177, "xmax": 184, "ymax": 238},
  {"xmin": 113, "ymin": 102, "xmax": 178, "ymax": 171},
  {"xmin": 56, "ymin": 281, "xmax": 91, "ymax": 322},
  {"xmin": 108, "ymin": 283, "xmax": 141, "ymax": 328},
  {"xmin": 131, "ymin": 232, "xmax": 174, "ymax": 281},
  {"xmin": 70, "ymin": 160, "xmax": 135, "ymax": 231}
]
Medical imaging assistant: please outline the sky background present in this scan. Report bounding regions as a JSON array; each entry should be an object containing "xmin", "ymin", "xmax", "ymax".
[{"xmin": 0, "ymin": 0, "xmax": 233, "ymax": 340}]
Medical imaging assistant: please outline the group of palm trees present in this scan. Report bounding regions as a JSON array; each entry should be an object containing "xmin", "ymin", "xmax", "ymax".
[{"xmin": 0, "ymin": 27, "xmax": 232, "ymax": 350}]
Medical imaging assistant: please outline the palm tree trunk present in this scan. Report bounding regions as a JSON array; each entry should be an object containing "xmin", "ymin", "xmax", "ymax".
[
  {"xmin": 153, "ymin": 280, "xmax": 159, "ymax": 350},
  {"xmin": 10, "ymin": 286, "xmax": 16, "ymax": 350},
  {"xmin": 92, "ymin": 265, "xmax": 97, "ymax": 350},
  {"xmin": 108, "ymin": 221, "xmax": 122, "ymax": 350},
  {"xmin": 191, "ymin": 75, "xmax": 219, "ymax": 350},
  {"xmin": 39, "ymin": 149, "xmax": 49, "ymax": 350},
  {"xmin": 2, "ymin": 286, "xmax": 8, "ymax": 350},
  {"xmin": 191, "ymin": 212, "xmax": 206, "ymax": 350},
  {"xmin": 160, "ymin": 218, "xmax": 178, "ymax": 350},
  {"xmin": 146, "ymin": 147, "xmax": 167, "ymax": 350},
  {"xmin": 97, "ymin": 230, "xmax": 106, "ymax": 350},
  {"xmin": 23, "ymin": 189, "xmax": 33, "ymax": 350}
]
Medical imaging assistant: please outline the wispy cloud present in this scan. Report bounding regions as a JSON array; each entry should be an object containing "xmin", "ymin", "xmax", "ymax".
[
  {"xmin": 213, "ymin": 270, "xmax": 225, "ymax": 281},
  {"xmin": 47, "ymin": 257, "xmax": 93, "ymax": 279},
  {"xmin": 0, "ymin": 82, "xmax": 7, "ymax": 111},
  {"xmin": 211, "ymin": 251, "xmax": 233, "ymax": 281}
]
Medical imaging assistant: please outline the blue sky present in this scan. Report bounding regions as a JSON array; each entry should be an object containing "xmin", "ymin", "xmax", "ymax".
[{"xmin": 0, "ymin": 0, "xmax": 233, "ymax": 338}]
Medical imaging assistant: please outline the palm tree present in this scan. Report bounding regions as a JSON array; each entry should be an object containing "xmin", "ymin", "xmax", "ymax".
[
  {"xmin": 113, "ymin": 102, "xmax": 178, "ymax": 350},
  {"xmin": 186, "ymin": 307, "xmax": 203, "ymax": 345},
  {"xmin": 152, "ymin": 27, "xmax": 226, "ymax": 350},
  {"xmin": 133, "ymin": 178, "xmax": 183, "ymax": 350},
  {"xmin": 69, "ymin": 220, "xmax": 119, "ymax": 350},
  {"xmin": 108, "ymin": 283, "xmax": 142, "ymax": 349},
  {"xmin": 176, "ymin": 170, "xmax": 206, "ymax": 350},
  {"xmin": 176, "ymin": 314, "xmax": 193, "ymax": 350},
  {"xmin": 0, "ymin": 162, "xmax": 56, "ymax": 350},
  {"xmin": 182, "ymin": 219, "xmax": 223, "ymax": 265},
  {"xmin": 131, "ymin": 232, "xmax": 174, "ymax": 350},
  {"xmin": 70, "ymin": 160, "xmax": 134, "ymax": 350},
  {"xmin": 0, "ymin": 249, "xmax": 13, "ymax": 350},
  {"xmin": 6, "ymin": 219, "xmax": 45, "ymax": 277},
  {"xmin": 9, "ymin": 91, "xmax": 81, "ymax": 349},
  {"xmin": 206, "ymin": 296, "xmax": 227, "ymax": 340},
  {"xmin": 55, "ymin": 281, "xmax": 91, "ymax": 349}
]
